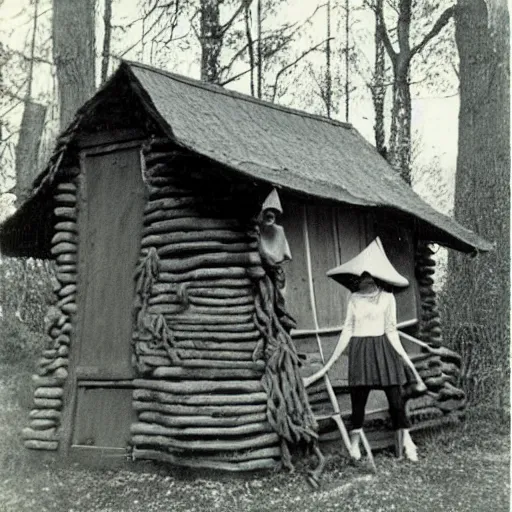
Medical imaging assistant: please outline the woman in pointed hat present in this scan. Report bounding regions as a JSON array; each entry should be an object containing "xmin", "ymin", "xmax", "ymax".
[{"xmin": 304, "ymin": 237, "xmax": 426, "ymax": 462}]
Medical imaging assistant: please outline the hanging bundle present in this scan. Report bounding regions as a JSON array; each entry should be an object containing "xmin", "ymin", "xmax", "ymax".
[
  {"xmin": 253, "ymin": 274, "xmax": 318, "ymax": 470},
  {"xmin": 133, "ymin": 247, "xmax": 181, "ymax": 370},
  {"xmin": 134, "ymin": 247, "xmax": 160, "ymax": 329}
]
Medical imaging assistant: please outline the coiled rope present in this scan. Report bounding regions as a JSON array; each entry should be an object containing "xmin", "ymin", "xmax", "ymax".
[{"xmin": 253, "ymin": 273, "xmax": 318, "ymax": 470}]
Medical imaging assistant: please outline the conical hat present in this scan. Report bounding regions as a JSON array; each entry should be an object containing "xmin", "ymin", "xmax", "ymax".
[
  {"xmin": 327, "ymin": 237, "xmax": 409, "ymax": 288},
  {"xmin": 261, "ymin": 188, "xmax": 283, "ymax": 214}
]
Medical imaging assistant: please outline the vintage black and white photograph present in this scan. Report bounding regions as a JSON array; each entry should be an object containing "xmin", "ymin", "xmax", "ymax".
[{"xmin": 0, "ymin": 0, "xmax": 508, "ymax": 510}]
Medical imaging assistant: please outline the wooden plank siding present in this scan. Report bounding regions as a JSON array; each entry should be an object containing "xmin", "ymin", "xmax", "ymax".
[
  {"xmin": 307, "ymin": 204, "xmax": 345, "ymax": 328},
  {"xmin": 280, "ymin": 200, "xmax": 314, "ymax": 329},
  {"xmin": 281, "ymin": 197, "xmax": 420, "ymax": 393}
]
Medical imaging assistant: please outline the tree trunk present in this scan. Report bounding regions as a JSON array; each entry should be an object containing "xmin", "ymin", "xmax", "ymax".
[
  {"xmin": 200, "ymin": 0, "xmax": 222, "ymax": 83},
  {"xmin": 446, "ymin": 0, "xmax": 510, "ymax": 407},
  {"xmin": 388, "ymin": 69, "xmax": 412, "ymax": 183},
  {"xmin": 15, "ymin": 0, "xmax": 46, "ymax": 204},
  {"xmin": 377, "ymin": 0, "xmax": 453, "ymax": 183},
  {"xmin": 52, "ymin": 0, "xmax": 96, "ymax": 129},
  {"xmin": 344, "ymin": 0, "xmax": 350, "ymax": 122},
  {"xmin": 101, "ymin": 0, "xmax": 113, "ymax": 85},
  {"xmin": 371, "ymin": 0, "xmax": 386, "ymax": 156},
  {"xmin": 325, "ymin": 0, "xmax": 332, "ymax": 118},
  {"xmin": 14, "ymin": 101, "xmax": 47, "ymax": 203},
  {"xmin": 244, "ymin": 3, "xmax": 255, "ymax": 96},
  {"xmin": 257, "ymin": 0, "xmax": 262, "ymax": 98}
]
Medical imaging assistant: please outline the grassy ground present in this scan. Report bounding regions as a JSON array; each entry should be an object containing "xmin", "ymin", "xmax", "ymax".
[{"xmin": 0, "ymin": 360, "xmax": 509, "ymax": 512}]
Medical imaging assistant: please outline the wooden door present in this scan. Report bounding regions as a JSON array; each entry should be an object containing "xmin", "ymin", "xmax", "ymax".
[{"xmin": 63, "ymin": 143, "xmax": 145, "ymax": 462}]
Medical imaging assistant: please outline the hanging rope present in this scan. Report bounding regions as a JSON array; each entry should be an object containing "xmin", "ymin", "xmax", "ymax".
[
  {"xmin": 253, "ymin": 273, "xmax": 318, "ymax": 471},
  {"xmin": 134, "ymin": 247, "xmax": 160, "ymax": 330},
  {"xmin": 133, "ymin": 247, "xmax": 181, "ymax": 370}
]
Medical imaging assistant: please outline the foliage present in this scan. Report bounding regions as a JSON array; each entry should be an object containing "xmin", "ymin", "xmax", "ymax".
[
  {"xmin": 0, "ymin": 0, "xmax": 55, "ymax": 192},
  {"xmin": 439, "ymin": 285, "xmax": 510, "ymax": 415},
  {"xmin": 0, "ymin": 315, "xmax": 46, "ymax": 365},
  {"xmin": 0, "ymin": 257, "xmax": 54, "ymax": 333}
]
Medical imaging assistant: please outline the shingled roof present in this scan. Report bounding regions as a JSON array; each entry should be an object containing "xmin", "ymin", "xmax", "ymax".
[{"xmin": 0, "ymin": 60, "xmax": 492, "ymax": 257}]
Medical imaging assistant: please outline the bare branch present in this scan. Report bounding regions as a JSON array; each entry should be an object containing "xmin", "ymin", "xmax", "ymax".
[
  {"xmin": 221, "ymin": 0, "xmax": 253, "ymax": 36},
  {"xmin": 308, "ymin": 63, "xmax": 329, "ymax": 111},
  {"xmin": 270, "ymin": 38, "xmax": 333, "ymax": 102},
  {"xmin": 118, "ymin": 39, "xmax": 142, "ymax": 58},
  {"xmin": 2, "ymin": 46, "xmax": 52, "ymax": 66},
  {"xmin": 189, "ymin": 8, "xmax": 201, "ymax": 41},
  {"xmin": 219, "ymin": 41, "xmax": 251, "ymax": 76},
  {"xmin": 219, "ymin": 65, "xmax": 255, "ymax": 86},
  {"xmin": 219, "ymin": 31, "xmax": 299, "ymax": 85},
  {"xmin": 375, "ymin": 5, "xmax": 397, "ymax": 65},
  {"xmin": 0, "ymin": 95, "xmax": 25, "ymax": 118},
  {"xmin": 167, "ymin": 0, "xmax": 182, "ymax": 42},
  {"xmin": 410, "ymin": 6, "xmax": 455, "ymax": 58}
]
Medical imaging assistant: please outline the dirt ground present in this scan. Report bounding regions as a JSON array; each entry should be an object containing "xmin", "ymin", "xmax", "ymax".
[{"xmin": 0, "ymin": 363, "xmax": 509, "ymax": 512}]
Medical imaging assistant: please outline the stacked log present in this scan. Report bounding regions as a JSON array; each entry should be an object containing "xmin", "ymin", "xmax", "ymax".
[
  {"xmin": 411, "ymin": 242, "xmax": 467, "ymax": 421},
  {"xmin": 406, "ymin": 348, "xmax": 466, "ymax": 423},
  {"xmin": 415, "ymin": 242, "xmax": 442, "ymax": 348},
  {"xmin": 130, "ymin": 142, "xmax": 280, "ymax": 471},
  {"xmin": 303, "ymin": 348, "xmax": 466, "ymax": 433},
  {"xmin": 23, "ymin": 177, "xmax": 79, "ymax": 451}
]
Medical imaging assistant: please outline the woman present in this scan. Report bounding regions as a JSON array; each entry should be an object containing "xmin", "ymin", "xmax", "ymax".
[{"xmin": 304, "ymin": 238, "xmax": 426, "ymax": 462}]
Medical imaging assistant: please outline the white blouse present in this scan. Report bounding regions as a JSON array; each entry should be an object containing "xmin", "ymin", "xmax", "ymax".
[
  {"xmin": 302, "ymin": 288, "xmax": 424, "ymax": 387},
  {"xmin": 343, "ymin": 289, "xmax": 397, "ymax": 337}
]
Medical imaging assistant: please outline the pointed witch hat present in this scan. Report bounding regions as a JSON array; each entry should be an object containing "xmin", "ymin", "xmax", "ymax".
[
  {"xmin": 326, "ymin": 236, "xmax": 409, "ymax": 289},
  {"xmin": 261, "ymin": 188, "xmax": 283, "ymax": 214}
]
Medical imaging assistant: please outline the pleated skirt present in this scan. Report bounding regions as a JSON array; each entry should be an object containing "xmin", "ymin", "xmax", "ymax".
[{"xmin": 348, "ymin": 335, "xmax": 407, "ymax": 388}]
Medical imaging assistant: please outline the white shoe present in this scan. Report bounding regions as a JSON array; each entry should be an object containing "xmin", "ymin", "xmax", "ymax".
[
  {"xmin": 349, "ymin": 429, "xmax": 362, "ymax": 460},
  {"xmin": 402, "ymin": 429, "xmax": 418, "ymax": 462}
]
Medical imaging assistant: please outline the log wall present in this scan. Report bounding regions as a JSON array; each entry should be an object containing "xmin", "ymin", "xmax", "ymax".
[
  {"xmin": 130, "ymin": 140, "xmax": 280, "ymax": 471},
  {"xmin": 23, "ymin": 173, "xmax": 79, "ymax": 451}
]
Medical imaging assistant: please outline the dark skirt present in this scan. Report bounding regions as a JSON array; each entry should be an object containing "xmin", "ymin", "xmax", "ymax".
[{"xmin": 348, "ymin": 335, "xmax": 407, "ymax": 388}]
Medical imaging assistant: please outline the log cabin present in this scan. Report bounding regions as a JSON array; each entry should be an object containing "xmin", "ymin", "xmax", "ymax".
[{"xmin": 0, "ymin": 61, "xmax": 491, "ymax": 471}]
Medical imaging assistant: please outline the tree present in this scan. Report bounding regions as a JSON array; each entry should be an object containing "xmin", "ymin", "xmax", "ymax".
[
  {"xmin": 444, "ymin": 0, "xmax": 510, "ymax": 408},
  {"xmin": 377, "ymin": 1, "xmax": 455, "ymax": 183},
  {"xmin": 198, "ymin": 0, "xmax": 252, "ymax": 84},
  {"xmin": 52, "ymin": 0, "xmax": 96, "ymax": 129},
  {"xmin": 370, "ymin": 0, "xmax": 386, "ymax": 155},
  {"xmin": 101, "ymin": 0, "xmax": 113, "ymax": 84},
  {"xmin": 199, "ymin": 0, "xmax": 222, "ymax": 83},
  {"xmin": 14, "ymin": 0, "xmax": 47, "ymax": 204}
]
